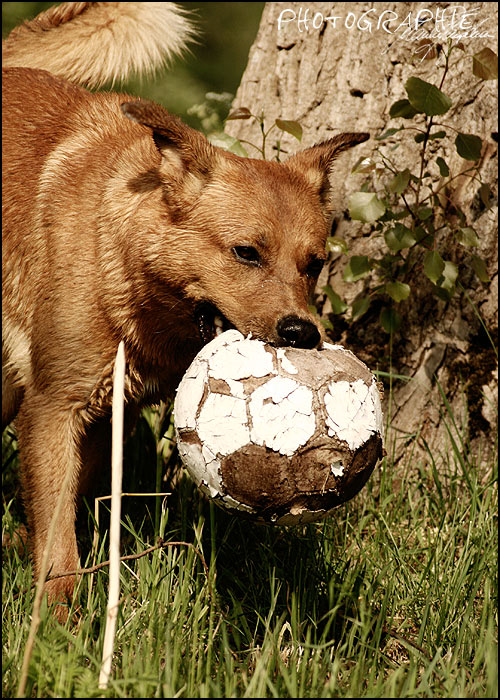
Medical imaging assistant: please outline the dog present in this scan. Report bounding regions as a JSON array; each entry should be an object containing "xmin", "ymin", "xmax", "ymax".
[{"xmin": 2, "ymin": 1, "xmax": 369, "ymax": 619}]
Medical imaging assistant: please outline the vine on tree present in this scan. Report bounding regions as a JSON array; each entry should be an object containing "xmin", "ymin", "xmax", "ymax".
[
  {"xmin": 189, "ymin": 41, "xmax": 497, "ymax": 333},
  {"xmin": 335, "ymin": 41, "xmax": 497, "ymax": 333}
]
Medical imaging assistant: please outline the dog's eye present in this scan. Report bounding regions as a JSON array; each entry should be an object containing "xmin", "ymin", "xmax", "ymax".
[
  {"xmin": 232, "ymin": 246, "xmax": 261, "ymax": 266},
  {"xmin": 306, "ymin": 257, "xmax": 325, "ymax": 278}
]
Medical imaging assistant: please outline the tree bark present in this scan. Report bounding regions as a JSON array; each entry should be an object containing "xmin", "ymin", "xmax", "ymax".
[{"xmin": 226, "ymin": 2, "xmax": 498, "ymax": 461}]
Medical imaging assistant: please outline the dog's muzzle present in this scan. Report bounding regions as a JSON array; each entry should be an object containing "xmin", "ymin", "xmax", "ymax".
[{"xmin": 195, "ymin": 302, "xmax": 234, "ymax": 344}]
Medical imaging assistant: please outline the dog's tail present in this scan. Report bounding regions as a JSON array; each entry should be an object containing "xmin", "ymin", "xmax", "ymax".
[{"xmin": 2, "ymin": 1, "xmax": 195, "ymax": 89}]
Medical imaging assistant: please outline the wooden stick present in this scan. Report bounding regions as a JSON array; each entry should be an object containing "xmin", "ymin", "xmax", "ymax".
[{"xmin": 98, "ymin": 341, "xmax": 126, "ymax": 689}]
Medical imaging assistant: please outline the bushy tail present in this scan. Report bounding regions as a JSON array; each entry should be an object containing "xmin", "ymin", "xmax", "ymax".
[{"xmin": 2, "ymin": 1, "xmax": 195, "ymax": 89}]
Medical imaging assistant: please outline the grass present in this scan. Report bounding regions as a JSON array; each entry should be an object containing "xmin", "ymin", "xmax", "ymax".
[{"xmin": 2, "ymin": 395, "xmax": 498, "ymax": 698}]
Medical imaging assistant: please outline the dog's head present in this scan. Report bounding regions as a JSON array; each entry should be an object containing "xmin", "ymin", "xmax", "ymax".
[{"xmin": 121, "ymin": 101, "xmax": 368, "ymax": 351}]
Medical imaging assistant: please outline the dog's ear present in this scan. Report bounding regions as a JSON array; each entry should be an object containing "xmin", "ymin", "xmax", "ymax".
[
  {"xmin": 121, "ymin": 100, "xmax": 218, "ymax": 180},
  {"xmin": 284, "ymin": 133, "xmax": 369, "ymax": 207}
]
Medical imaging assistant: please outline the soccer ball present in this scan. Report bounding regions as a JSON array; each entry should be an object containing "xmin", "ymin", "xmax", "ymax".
[{"xmin": 174, "ymin": 330, "xmax": 384, "ymax": 525}]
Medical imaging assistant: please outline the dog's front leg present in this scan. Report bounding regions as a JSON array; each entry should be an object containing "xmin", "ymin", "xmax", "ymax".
[{"xmin": 16, "ymin": 393, "xmax": 83, "ymax": 621}]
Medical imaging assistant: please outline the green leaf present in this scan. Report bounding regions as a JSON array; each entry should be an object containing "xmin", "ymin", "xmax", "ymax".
[
  {"xmin": 436, "ymin": 260, "xmax": 458, "ymax": 292},
  {"xmin": 414, "ymin": 130, "xmax": 446, "ymax": 143},
  {"xmin": 388, "ymin": 168, "xmax": 411, "ymax": 194},
  {"xmin": 405, "ymin": 77, "xmax": 452, "ymax": 116},
  {"xmin": 207, "ymin": 132, "xmax": 249, "ymax": 157},
  {"xmin": 385, "ymin": 209, "xmax": 409, "ymax": 222},
  {"xmin": 351, "ymin": 156, "xmax": 377, "ymax": 174},
  {"xmin": 471, "ymin": 255, "xmax": 489, "ymax": 283},
  {"xmin": 275, "ymin": 119, "xmax": 302, "ymax": 142},
  {"xmin": 456, "ymin": 227, "xmax": 479, "ymax": 247},
  {"xmin": 417, "ymin": 207, "xmax": 433, "ymax": 221},
  {"xmin": 348, "ymin": 192, "xmax": 386, "ymax": 223},
  {"xmin": 351, "ymin": 296, "xmax": 371, "ymax": 320},
  {"xmin": 343, "ymin": 255, "xmax": 372, "ymax": 282},
  {"xmin": 436, "ymin": 157, "xmax": 449, "ymax": 177},
  {"xmin": 380, "ymin": 308, "xmax": 401, "ymax": 333},
  {"xmin": 472, "ymin": 47, "xmax": 498, "ymax": 80},
  {"xmin": 226, "ymin": 107, "xmax": 252, "ymax": 120},
  {"xmin": 432, "ymin": 284, "xmax": 453, "ymax": 301},
  {"xmin": 424, "ymin": 250, "xmax": 445, "ymax": 284},
  {"xmin": 479, "ymin": 183, "xmax": 493, "ymax": 209},
  {"xmin": 389, "ymin": 99, "xmax": 419, "ymax": 119},
  {"xmin": 414, "ymin": 40, "xmax": 437, "ymax": 61},
  {"xmin": 326, "ymin": 237, "xmax": 348, "ymax": 255},
  {"xmin": 322, "ymin": 285, "xmax": 348, "ymax": 314},
  {"xmin": 375, "ymin": 127, "xmax": 403, "ymax": 140},
  {"xmin": 432, "ymin": 285, "xmax": 452, "ymax": 301},
  {"xmin": 384, "ymin": 224, "xmax": 416, "ymax": 252},
  {"xmin": 455, "ymin": 133, "xmax": 482, "ymax": 161},
  {"xmin": 414, "ymin": 226, "xmax": 431, "ymax": 244},
  {"xmin": 385, "ymin": 281, "xmax": 411, "ymax": 302},
  {"xmin": 428, "ymin": 130, "xmax": 446, "ymax": 140}
]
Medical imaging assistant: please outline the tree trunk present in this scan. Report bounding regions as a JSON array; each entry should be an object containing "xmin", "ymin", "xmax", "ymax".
[{"xmin": 226, "ymin": 2, "xmax": 498, "ymax": 461}]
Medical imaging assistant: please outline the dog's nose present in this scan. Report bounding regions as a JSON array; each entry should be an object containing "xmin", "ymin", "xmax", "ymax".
[{"xmin": 276, "ymin": 315, "xmax": 321, "ymax": 349}]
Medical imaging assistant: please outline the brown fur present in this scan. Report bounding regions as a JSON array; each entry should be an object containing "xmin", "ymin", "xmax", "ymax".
[{"xmin": 2, "ymin": 2, "xmax": 368, "ymax": 619}]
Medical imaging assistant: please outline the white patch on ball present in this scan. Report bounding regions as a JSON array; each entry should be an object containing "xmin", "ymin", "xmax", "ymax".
[
  {"xmin": 174, "ymin": 330, "xmax": 384, "ymax": 524},
  {"xmin": 249, "ymin": 377, "xmax": 315, "ymax": 456}
]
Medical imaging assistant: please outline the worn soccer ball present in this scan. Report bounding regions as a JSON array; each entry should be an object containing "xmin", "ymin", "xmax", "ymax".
[{"xmin": 174, "ymin": 329, "xmax": 384, "ymax": 525}]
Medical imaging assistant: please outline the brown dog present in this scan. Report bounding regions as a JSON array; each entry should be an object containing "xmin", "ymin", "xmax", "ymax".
[{"xmin": 2, "ymin": 2, "xmax": 368, "ymax": 618}]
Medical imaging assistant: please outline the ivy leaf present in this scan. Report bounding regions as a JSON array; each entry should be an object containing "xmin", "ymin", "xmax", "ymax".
[
  {"xmin": 275, "ymin": 119, "xmax": 302, "ymax": 142},
  {"xmin": 207, "ymin": 132, "xmax": 249, "ymax": 157},
  {"xmin": 388, "ymin": 168, "xmax": 411, "ymax": 194},
  {"xmin": 348, "ymin": 192, "xmax": 386, "ymax": 223},
  {"xmin": 351, "ymin": 296, "xmax": 371, "ymax": 320},
  {"xmin": 326, "ymin": 237, "xmax": 348, "ymax": 255},
  {"xmin": 405, "ymin": 77, "xmax": 452, "ymax": 116},
  {"xmin": 472, "ymin": 47, "xmax": 498, "ymax": 80},
  {"xmin": 455, "ymin": 133, "xmax": 482, "ymax": 161},
  {"xmin": 226, "ymin": 107, "xmax": 252, "ymax": 120},
  {"xmin": 436, "ymin": 157, "xmax": 449, "ymax": 177},
  {"xmin": 389, "ymin": 99, "xmax": 419, "ymax": 119},
  {"xmin": 384, "ymin": 224, "xmax": 416, "ymax": 252},
  {"xmin": 380, "ymin": 308, "xmax": 402, "ymax": 333},
  {"xmin": 322, "ymin": 285, "xmax": 348, "ymax": 314},
  {"xmin": 456, "ymin": 227, "xmax": 479, "ymax": 247},
  {"xmin": 424, "ymin": 250, "xmax": 445, "ymax": 284},
  {"xmin": 385, "ymin": 281, "xmax": 411, "ymax": 302},
  {"xmin": 343, "ymin": 255, "xmax": 373, "ymax": 282},
  {"xmin": 471, "ymin": 255, "xmax": 489, "ymax": 283}
]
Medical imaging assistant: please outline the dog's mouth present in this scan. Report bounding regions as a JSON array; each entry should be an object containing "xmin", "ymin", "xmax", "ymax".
[{"xmin": 195, "ymin": 302, "xmax": 235, "ymax": 344}]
